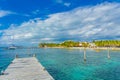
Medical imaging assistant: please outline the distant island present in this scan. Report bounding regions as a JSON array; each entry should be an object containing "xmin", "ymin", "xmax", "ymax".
[{"xmin": 39, "ymin": 40, "xmax": 120, "ymax": 48}]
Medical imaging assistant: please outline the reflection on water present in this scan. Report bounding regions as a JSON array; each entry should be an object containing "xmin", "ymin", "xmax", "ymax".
[
  {"xmin": 94, "ymin": 49, "xmax": 101, "ymax": 52},
  {"xmin": 0, "ymin": 48, "xmax": 120, "ymax": 80}
]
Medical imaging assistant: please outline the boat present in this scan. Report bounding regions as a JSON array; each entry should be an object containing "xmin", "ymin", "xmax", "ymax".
[{"xmin": 8, "ymin": 45, "xmax": 17, "ymax": 50}]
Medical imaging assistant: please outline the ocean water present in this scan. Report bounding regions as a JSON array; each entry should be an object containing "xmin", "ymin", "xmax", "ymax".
[{"xmin": 0, "ymin": 48, "xmax": 120, "ymax": 80}]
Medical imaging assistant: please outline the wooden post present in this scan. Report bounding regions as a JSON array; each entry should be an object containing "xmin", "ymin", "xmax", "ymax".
[
  {"xmin": 84, "ymin": 48, "xmax": 87, "ymax": 61},
  {"xmin": 107, "ymin": 47, "xmax": 110, "ymax": 59},
  {"xmin": 15, "ymin": 54, "xmax": 18, "ymax": 58},
  {"xmin": 0, "ymin": 70, "xmax": 4, "ymax": 75},
  {"xmin": 33, "ymin": 54, "xmax": 36, "ymax": 57}
]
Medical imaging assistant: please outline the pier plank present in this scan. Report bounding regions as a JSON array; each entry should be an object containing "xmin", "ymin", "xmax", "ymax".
[{"xmin": 0, "ymin": 57, "xmax": 54, "ymax": 80}]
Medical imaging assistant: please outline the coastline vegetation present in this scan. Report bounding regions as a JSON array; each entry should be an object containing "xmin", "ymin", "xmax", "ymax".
[
  {"xmin": 93, "ymin": 40, "xmax": 120, "ymax": 47},
  {"xmin": 39, "ymin": 40, "xmax": 120, "ymax": 48},
  {"xmin": 39, "ymin": 40, "xmax": 80, "ymax": 48}
]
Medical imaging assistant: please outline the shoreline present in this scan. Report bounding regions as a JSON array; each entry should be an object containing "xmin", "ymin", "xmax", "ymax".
[
  {"xmin": 40, "ymin": 47, "xmax": 120, "ymax": 51},
  {"xmin": 71, "ymin": 47, "xmax": 120, "ymax": 51}
]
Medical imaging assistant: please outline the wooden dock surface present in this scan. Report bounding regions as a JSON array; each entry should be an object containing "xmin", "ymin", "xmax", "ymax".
[{"xmin": 0, "ymin": 57, "xmax": 54, "ymax": 80}]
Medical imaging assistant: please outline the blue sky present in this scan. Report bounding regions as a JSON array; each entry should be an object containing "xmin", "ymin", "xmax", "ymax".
[{"xmin": 0, "ymin": 0, "xmax": 120, "ymax": 46}]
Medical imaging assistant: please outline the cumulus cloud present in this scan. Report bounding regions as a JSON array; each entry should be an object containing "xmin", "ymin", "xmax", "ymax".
[
  {"xmin": 0, "ymin": 2, "xmax": 120, "ymax": 46},
  {"xmin": 0, "ymin": 10, "xmax": 13, "ymax": 18}
]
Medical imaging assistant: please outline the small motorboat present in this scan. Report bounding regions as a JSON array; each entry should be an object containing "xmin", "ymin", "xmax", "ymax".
[{"xmin": 8, "ymin": 45, "xmax": 17, "ymax": 50}]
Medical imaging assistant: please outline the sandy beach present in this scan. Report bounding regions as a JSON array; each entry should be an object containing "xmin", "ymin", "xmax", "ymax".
[
  {"xmin": 70, "ymin": 47, "xmax": 120, "ymax": 51},
  {"xmin": 43, "ymin": 47, "xmax": 120, "ymax": 51}
]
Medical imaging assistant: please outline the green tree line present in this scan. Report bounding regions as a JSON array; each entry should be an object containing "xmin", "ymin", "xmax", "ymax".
[
  {"xmin": 39, "ymin": 40, "xmax": 120, "ymax": 48},
  {"xmin": 93, "ymin": 40, "xmax": 120, "ymax": 47},
  {"xmin": 39, "ymin": 40, "xmax": 80, "ymax": 47}
]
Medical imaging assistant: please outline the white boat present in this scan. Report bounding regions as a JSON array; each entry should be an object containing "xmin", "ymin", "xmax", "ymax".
[{"xmin": 8, "ymin": 45, "xmax": 17, "ymax": 50}]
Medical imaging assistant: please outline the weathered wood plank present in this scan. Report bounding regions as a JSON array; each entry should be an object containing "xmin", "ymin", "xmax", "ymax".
[{"xmin": 0, "ymin": 57, "xmax": 54, "ymax": 80}]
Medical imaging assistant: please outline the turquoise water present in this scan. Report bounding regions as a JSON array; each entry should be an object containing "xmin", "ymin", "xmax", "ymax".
[{"xmin": 0, "ymin": 48, "xmax": 120, "ymax": 80}]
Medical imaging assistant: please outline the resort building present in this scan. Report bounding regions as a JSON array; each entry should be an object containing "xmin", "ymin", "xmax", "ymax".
[{"xmin": 89, "ymin": 43, "xmax": 96, "ymax": 48}]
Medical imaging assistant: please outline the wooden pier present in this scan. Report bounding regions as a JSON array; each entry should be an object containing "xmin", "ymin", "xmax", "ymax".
[{"xmin": 0, "ymin": 57, "xmax": 54, "ymax": 80}]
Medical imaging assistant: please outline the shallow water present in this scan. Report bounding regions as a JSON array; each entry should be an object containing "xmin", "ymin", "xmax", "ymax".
[{"xmin": 0, "ymin": 48, "xmax": 120, "ymax": 80}]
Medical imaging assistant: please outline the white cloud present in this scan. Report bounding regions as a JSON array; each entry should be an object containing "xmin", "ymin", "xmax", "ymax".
[
  {"xmin": 1, "ymin": 2, "xmax": 120, "ymax": 46},
  {"xmin": 0, "ymin": 10, "xmax": 28, "ymax": 18},
  {"xmin": 32, "ymin": 10, "xmax": 40, "ymax": 15},
  {"xmin": 0, "ymin": 10, "xmax": 13, "ymax": 18},
  {"xmin": 54, "ymin": 0, "xmax": 71, "ymax": 7},
  {"xmin": 64, "ymin": 3, "xmax": 71, "ymax": 7}
]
